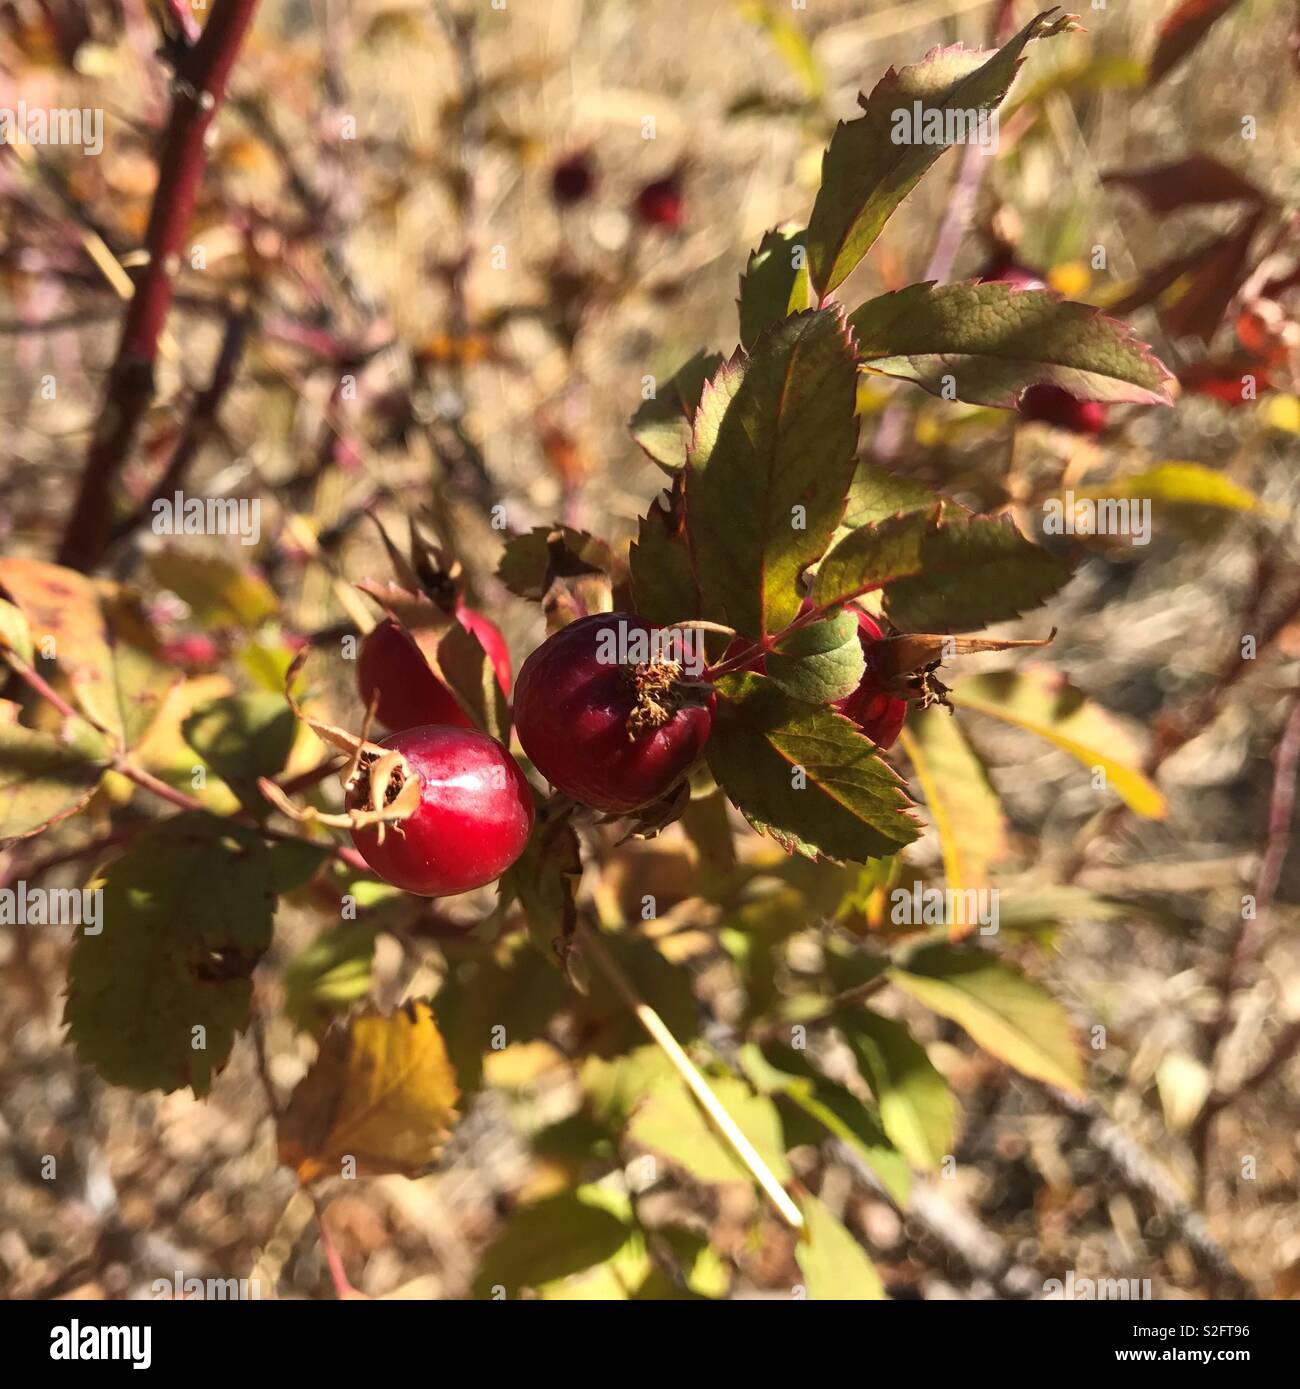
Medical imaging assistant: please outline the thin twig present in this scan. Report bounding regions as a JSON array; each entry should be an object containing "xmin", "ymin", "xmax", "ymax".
[{"xmin": 576, "ymin": 922, "xmax": 805, "ymax": 1231}]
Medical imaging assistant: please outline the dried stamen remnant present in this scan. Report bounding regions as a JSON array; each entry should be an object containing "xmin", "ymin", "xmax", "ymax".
[{"xmin": 624, "ymin": 659, "xmax": 683, "ymax": 739}]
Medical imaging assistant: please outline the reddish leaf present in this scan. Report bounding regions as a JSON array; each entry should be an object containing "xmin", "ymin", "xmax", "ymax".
[
  {"xmin": 1102, "ymin": 154, "xmax": 1265, "ymax": 216},
  {"xmin": 1147, "ymin": 0, "xmax": 1244, "ymax": 86},
  {"xmin": 1160, "ymin": 207, "xmax": 1266, "ymax": 344}
]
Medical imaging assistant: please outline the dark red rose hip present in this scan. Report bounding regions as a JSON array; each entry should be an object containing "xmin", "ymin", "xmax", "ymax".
[{"xmin": 513, "ymin": 612, "xmax": 714, "ymax": 813}]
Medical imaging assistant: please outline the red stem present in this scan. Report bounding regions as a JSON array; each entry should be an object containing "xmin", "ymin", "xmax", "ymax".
[{"xmin": 57, "ymin": 0, "xmax": 262, "ymax": 571}]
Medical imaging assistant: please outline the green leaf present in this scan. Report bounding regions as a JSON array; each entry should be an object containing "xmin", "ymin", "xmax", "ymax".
[
  {"xmin": 890, "ymin": 944, "xmax": 1084, "ymax": 1094},
  {"xmin": 283, "ymin": 923, "xmax": 377, "ymax": 1035},
  {"xmin": 582, "ymin": 1045, "xmax": 677, "ymax": 1128},
  {"xmin": 574, "ymin": 933, "xmax": 699, "ymax": 1059},
  {"xmin": 708, "ymin": 673, "xmax": 921, "ymax": 863},
  {"xmin": 747, "ymin": 1041, "xmax": 910, "ymax": 1206},
  {"xmin": 472, "ymin": 1188, "xmax": 635, "ymax": 1298},
  {"xmin": 839, "ymin": 461, "xmax": 941, "ymax": 533},
  {"xmin": 146, "ymin": 549, "xmax": 278, "ymax": 629},
  {"xmin": 738, "ymin": 225, "xmax": 814, "ymax": 349},
  {"xmin": 64, "ymin": 817, "xmax": 282, "ymax": 1095},
  {"xmin": 838, "ymin": 1009, "xmax": 955, "ymax": 1171},
  {"xmin": 0, "ymin": 595, "xmax": 34, "ymax": 665},
  {"xmin": 815, "ymin": 510, "xmax": 1071, "ymax": 633},
  {"xmin": 501, "ymin": 811, "xmax": 581, "ymax": 957},
  {"xmin": 796, "ymin": 1194, "xmax": 886, "ymax": 1300},
  {"xmin": 898, "ymin": 707, "xmax": 1005, "ymax": 894},
  {"xmin": 628, "ymin": 487, "xmax": 704, "ymax": 626},
  {"xmin": 851, "ymin": 281, "xmax": 1175, "ymax": 408},
  {"xmin": 950, "ymin": 668, "xmax": 1166, "ymax": 819},
  {"xmin": 629, "ymin": 350, "xmax": 725, "ymax": 472},
  {"xmin": 686, "ymin": 309, "xmax": 860, "ymax": 639},
  {"xmin": 0, "ymin": 723, "xmax": 108, "ymax": 841},
  {"xmin": 628, "ymin": 1072, "xmax": 791, "ymax": 1185},
  {"xmin": 765, "ymin": 609, "xmax": 866, "ymax": 704},
  {"xmin": 805, "ymin": 9, "xmax": 1078, "ymax": 297},
  {"xmin": 434, "ymin": 620, "xmax": 511, "ymax": 743},
  {"xmin": 181, "ymin": 692, "xmax": 297, "ymax": 815}
]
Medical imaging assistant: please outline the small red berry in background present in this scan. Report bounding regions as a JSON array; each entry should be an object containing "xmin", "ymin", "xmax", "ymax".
[
  {"xmin": 551, "ymin": 150, "xmax": 596, "ymax": 207},
  {"xmin": 348, "ymin": 726, "xmax": 534, "ymax": 897},
  {"xmin": 633, "ymin": 174, "xmax": 684, "ymax": 231},
  {"xmin": 978, "ymin": 254, "xmax": 1108, "ymax": 436},
  {"xmin": 157, "ymin": 633, "xmax": 221, "ymax": 673},
  {"xmin": 1017, "ymin": 383, "xmax": 1107, "ymax": 436},
  {"xmin": 513, "ymin": 612, "xmax": 714, "ymax": 813},
  {"xmin": 358, "ymin": 607, "xmax": 511, "ymax": 734}
]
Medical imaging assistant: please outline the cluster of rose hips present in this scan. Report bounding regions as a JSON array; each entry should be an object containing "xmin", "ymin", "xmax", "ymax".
[
  {"xmin": 347, "ymin": 605, "xmax": 907, "ymax": 899},
  {"xmin": 551, "ymin": 149, "xmax": 686, "ymax": 231}
]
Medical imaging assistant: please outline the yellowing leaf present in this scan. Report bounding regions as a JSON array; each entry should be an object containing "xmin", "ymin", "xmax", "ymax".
[
  {"xmin": 900, "ymin": 709, "xmax": 1005, "ymax": 906},
  {"xmin": 796, "ymin": 1194, "xmax": 885, "ymax": 1300},
  {"xmin": 277, "ymin": 1001, "xmax": 459, "ymax": 1183},
  {"xmin": 1072, "ymin": 462, "xmax": 1267, "ymax": 514},
  {"xmin": 890, "ymin": 945, "xmax": 1084, "ymax": 1094},
  {"xmin": 0, "ymin": 558, "xmax": 121, "ymax": 741},
  {"xmin": 950, "ymin": 667, "xmax": 1166, "ymax": 819}
]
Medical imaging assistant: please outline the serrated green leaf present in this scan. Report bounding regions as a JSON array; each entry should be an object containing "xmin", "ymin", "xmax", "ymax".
[
  {"xmin": 628, "ymin": 489, "xmax": 704, "ymax": 626},
  {"xmin": 805, "ymin": 9, "xmax": 1078, "ymax": 297},
  {"xmin": 838, "ymin": 1009, "xmax": 955, "ymax": 1171},
  {"xmin": 434, "ymin": 620, "xmax": 511, "ymax": 743},
  {"xmin": 181, "ymin": 692, "xmax": 296, "ymax": 815},
  {"xmin": 687, "ymin": 309, "xmax": 860, "ymax": 640},
  {"xmin": 839, "ymin": 461, "xmax": 941, "ymax": 532},
  {"xmin": 950, "ymin": 668, "xmax": 1166, "ymax": 818},
  {"xmin": 738, "ymin": 225, "xmax": 814, "ymax": 349},
  {"xmin": 64, "ymin": 817, "xmax": 282, "ymax": 1095},
  {"xmin": 815, "ymin": 510, "xmax": 1070, "ymax": 633},
  {"xmin": 765, "ymin": 609, "xmax": 865, "ymax": 704},
  {"xmin": 852, "ymin": 281, "xmax": 1175, "ymax": 407},
  {"xmin": 0, "ymin": 723, "xmax": 108, "ymax": 841},
  {"xmin": 899, "ymin": 707, "xmax": 1005, "ymax": 895},
  {"xmin": 710, "ymin": 674, "xmax": 921, "ymax": 862},
  {"xmin": 629, "ymin": 350, "xmax": 725, "ymax": 472},
  {"xmin": 796, "ymin": 1194, "xmax": 886, "ymax": 1299},
  {"xmin": 708, "ymin": 674, "xmax": 921, "ymax": 863},
  {"xmin": 890, "ymin": 944, "xmax": 1084, "ymax": 1094}
]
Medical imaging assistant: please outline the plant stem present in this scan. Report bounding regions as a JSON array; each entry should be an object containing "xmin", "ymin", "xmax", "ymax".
[
  {"xmin": 576, "ymin": 921, "xmax": 805, "ymax": 1232},
  {"xmin": 58, "ymin": 0, "xmax": 263, "ymax": 571}
]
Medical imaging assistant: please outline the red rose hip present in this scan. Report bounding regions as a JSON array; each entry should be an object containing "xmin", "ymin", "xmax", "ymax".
[
  {"xmin": 348, "ymin": 725, "xmax": 534, "ymax": 896},
  {"xmin": 513, "ymin": 612, "xmax": 714, "ymax": 813},
  {"xmin": 833, "ymin": 609, "xmax": 908, "ymax": 749}
]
